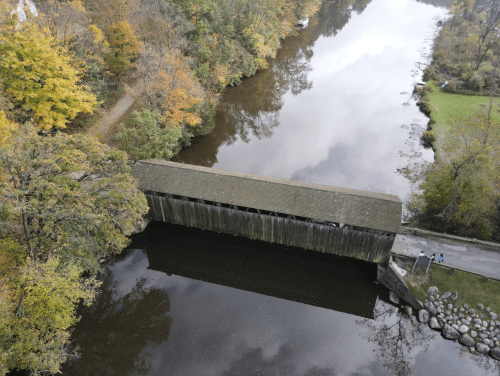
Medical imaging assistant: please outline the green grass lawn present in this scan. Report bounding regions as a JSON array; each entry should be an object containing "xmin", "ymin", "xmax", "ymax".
[
  {"xmin": 400, "ymin": 256, "xmax": 500, "ymax": 314},
  {"xmin": 425, "ymin": 80, "xmax": 500, "ymax": 139}
]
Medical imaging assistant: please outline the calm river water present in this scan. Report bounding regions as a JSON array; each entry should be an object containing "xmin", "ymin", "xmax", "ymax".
[{"xmin": 63, "ymin": 0, "xmax": 500, "ymax": 375}]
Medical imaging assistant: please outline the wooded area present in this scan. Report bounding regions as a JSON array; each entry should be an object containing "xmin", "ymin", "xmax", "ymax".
[{"xmin": 0, "ymin": 0, "xmax": 322, "ymax": 374}]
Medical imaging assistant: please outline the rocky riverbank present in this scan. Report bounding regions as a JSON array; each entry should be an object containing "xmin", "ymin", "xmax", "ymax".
[{"xmin": 411, "ymin": 287, "xmax": 500, "ymax": 360}]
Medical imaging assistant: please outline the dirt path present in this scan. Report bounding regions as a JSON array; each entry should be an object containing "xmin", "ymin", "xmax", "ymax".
[{"xmin": 87, "ymin": 80, "xmax": 145, "ymax": 144}]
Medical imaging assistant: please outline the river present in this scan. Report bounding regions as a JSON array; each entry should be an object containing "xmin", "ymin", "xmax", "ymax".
[{"xmin": 63, "ymin": 0, "xmax": 500, "ymax": 375}]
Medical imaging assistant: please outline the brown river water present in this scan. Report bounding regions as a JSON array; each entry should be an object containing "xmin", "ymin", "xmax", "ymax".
[{"xmin": 62, "ymin": 1, "xmax": 500, "ymax": 375}]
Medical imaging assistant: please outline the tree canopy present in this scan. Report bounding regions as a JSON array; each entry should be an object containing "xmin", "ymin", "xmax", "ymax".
[{"xmin": 0, "ymin": 22, "xmax": 97, "ymax": 130}]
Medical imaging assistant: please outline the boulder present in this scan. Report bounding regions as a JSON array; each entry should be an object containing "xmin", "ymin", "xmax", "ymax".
[
  {"xmin": 473, "ymin": 318, "xmax": 482, "ymax": 325},
  {"xmin": 483, "ymin": 320, "xmax": 489, "ymax": 327},
  {"xmin": 429, "ymin": 317, "xmax": 443, "ymax": 331},
  {"xmin": 446, "ymin": 304, "xmax": 452, "ymax": 310},
  {"xmin": 459, "ymin": 325, "xmax": 469, "ymax": 334},
  {"xmin": 489, "ymin": 312, "xmax": 498, "ymax": 320},
  {"xmin": 418, "ymin": 309, "xmax": 430, "ymax": 323},
  {"xmin": 428, "ymin": 286, "xmax": 438, "ymax": 296},
  {"xmin": 459, "ymin": 334, "xmax": 475, "ymax": 347},
  {"xmin": 441, "ymin": 292, "xmax": 451, "ymax": 299},
  {"xmin": 452, "ymin": 324, "xmax": 459, "ymax": 331},
  {"xmin": 424, "ymin": 301, "xmax": 437, "ymax": 316},
  {"xmin": 428, "ymin": 296, "xmax": 434, "ymax": 303},
  {"xmin": 490, "ymin": 347, "xmax": 500, "ymax": 360},
  {"xmin": 464, "ymin": 304, "xmax": 469, "ymax": 310},
  {"xmin": 442, "ymin": 324, "xmax": 460, "ymax": 340},
  {"xmin": 471, "ymin": 331, "xmax": 478, "ymax": 338},
  {"xmin": 450, "ymin": 292, "xmax": 458, "ymax": 300},
  {"xmin": 484, "ymin": 338, "xmax": 491, "ymax": 346},
  {"xmin": 478, "ymin": 303, "xmax": 485, "ymax": 310},
  {"xmin": 462, "ymin": 319, "xmax": 470, "ymax": 326},
  {"xmin": 477, "ymin": 343, "xmax": 490, "ymax": 354},
  {"xmin": 486, "ymin": 307, "xmax": 491, "ymax": 312},
  {"xmin": 389, "ymin": 292, "xmax": 400, "ymax": 304},
  {"xmin": 469, "ymin": 309, "xmax": 475, "ymax": 314}
]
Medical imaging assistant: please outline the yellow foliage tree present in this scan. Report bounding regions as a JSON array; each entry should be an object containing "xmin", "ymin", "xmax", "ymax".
[
  {"xmin": 104, "ymin": 21, "xmax": 140, "ymax": 77},
  {"xmin": 0, "ymin": 23, "xmax": 96, "ymax": 130}
]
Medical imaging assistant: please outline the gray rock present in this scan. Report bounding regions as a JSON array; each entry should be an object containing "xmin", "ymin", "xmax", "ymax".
[
  {"xmin": 428, "ymin": 296, "xmax": 434, "ymax": 303},
  {"xmin": 483, "ymin": 320, "xmax": 489, "ymax": 327},
  {"xmin": 458, "ymin": 313, "xmax": 464, "ymax": 319},
  {"xmin": 490, "ymin": 326, "xmax": 496, "ymax": 332},
  {"xmin": 389, "ymin": 292, "xmax": 400, "ymax": 304},
  {"xmin": 491, "ymin": 320, "xmax": 496, "ymax": 327},
  {"xmin": 445, "ymin": 310, "xmax": 452, "ymax": 315},
  {"xmin": 428, "ymin": 286, "xmax": 438, "ymax": 296},
  {"xmin": 452, "ymin": 324, "xmax": 460, "ymax": 331},
  {"xmin": 445, "ymin": 315, "xmax": 453, "ymax": 321},
  {"xmin": 442, "ymin": 324, "xmax": 460, "ymax": 340},
  {"xmin": 478, "ymin": 303, "xmax": 485, "ymax": 310},
  {"xmin": 489, "ymin": 332, "xmax": 495, "ymax": 339},
  {"xmin": 480, "ymin": 333, "xmax": 488, "ymax": 339},
  {"xmin": 469, "ymin": 309, "xmax": 475, "ymax": 314},
  {"xmin": 496, "ymin": 321, "xmax": 500, "ymax": 326},
  {"xmin": 476, "ymin": 343, "xmax": 490, "ymax": 354},
  {"xmin": 447, "ymin": 304, "xmax": 452, "ymax": 310},
  {"xmin": 450, "ymin": 292, "xmax": 458, "ymax": 300},
  {"xmin": 473, "ymin": 318, "xmax": 482, "ymax": 325},
  {"xmin": 410, "ymin": 315, "xmax": 418, "ymax": 325},
  {"xmin": 464, "ymin": 304, "xmax": 469, "ymax": 310},
  {"xmin": 459, "ymin": 325, "xmax": 469, "ymax": 334},
  {"xmin": 489, "ymin": 312, "xmax": 498, "ymax": 320},
  {"xmin": 459, "ymin": 333, "xmax": 475, "ymax": 347},
  {"xmin": 442, "ymin": 292, "xmax": 452, "ymax": 299},
  {"xmin": 484, "ymin": 338, "xmax": 492, "ymax": 346},
  {"xmin": 459, "ymin": 308, "xmax": 465, "ymax": 312},
  {"xmin": 486, "ymin": 307, "xmax": 491, "ymax": 312},
  {"xmin": 435, "ymin": 294, "xmax": 440, "ymax": 299},
  {"xmin": 429, "ymin": 317, "xmax": 444, "ymax": 330},
  {"xmin": 471, "ymin": 331, "xmax": 478, "ymax": 338},
  {"xmin": 418, "ymin": 309, "xmax": 430, "ymax": 323},
  {"xmin": 436, "ymin": 306, "xmax": 442, "ymax": 314},
  {"xmin": 490, "ymin": 347, "xmax": 500, "ymax": 360},
  {"xmin": 453, "ymin": 308, "xmax": 458, "ymax": 313},
  {"xmin": 475, "ymin": 324, "xmax": 481, "ymax": 329},
  {"xmin": 456, "ymin": 319, "xmax": 462, "ymax": 325},
  {"xmin": 462, "ymin": 319, "xmax": 470, "ymax": 326},
  {"xmin": 424, "ymin": 301, "xmax": 437, "ymax": 316},
  {"xmin": 470, "ymin": 347, "xmax": 477, "ymax": 354}
]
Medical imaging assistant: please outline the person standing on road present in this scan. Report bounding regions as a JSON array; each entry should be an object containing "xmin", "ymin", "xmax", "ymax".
[
  {"xmin": 438, "ymin": 254, "xmax": 444, "ymax": 263},
  {"xmin": 431, "ymin": 253, "xmax": 436, "ymax": 262}
]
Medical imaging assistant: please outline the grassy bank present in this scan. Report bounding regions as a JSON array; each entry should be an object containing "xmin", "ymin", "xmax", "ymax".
[
  {"xmin": 397, "ymin": 255, "xmax": 500, "ymax": 314},
  {"xmin": 418, "ymin": 81, "xmax": 500, "ymax": 153}
]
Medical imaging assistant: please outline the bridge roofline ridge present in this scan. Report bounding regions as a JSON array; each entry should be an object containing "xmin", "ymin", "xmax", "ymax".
[{"xmin": 136, "ymin": 160, "xmax": 401, "ymax": 204}]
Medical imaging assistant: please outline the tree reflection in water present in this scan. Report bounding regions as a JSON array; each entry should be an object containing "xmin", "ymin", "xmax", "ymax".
[
  {"xmin": 62, "ymin": 272, "xmax": 172, "ymax": 376},
  {"xmin": 356, "ymin": 300, "xmax": 434, "ymax": 376},
  {"xmin": 174, "ymin": 0, "xmax": 374, "ymax": 167}
]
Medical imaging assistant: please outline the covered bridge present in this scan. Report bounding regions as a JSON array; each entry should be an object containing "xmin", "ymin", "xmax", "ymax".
[{"xmin": 133, "ymin": 160, "xmax": 402, "ymax": 264}]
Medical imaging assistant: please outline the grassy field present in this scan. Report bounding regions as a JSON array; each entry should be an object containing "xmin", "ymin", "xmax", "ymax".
[
  {"xmin": 397, "ymin": 255, "xmax": 500, "ymax": 314},
  {"xmin": 424, "ymin": 80, "xmax": 500, "ymax": 140}
]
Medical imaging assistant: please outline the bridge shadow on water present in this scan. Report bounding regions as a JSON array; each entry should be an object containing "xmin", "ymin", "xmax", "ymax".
[{"xmin": 138, "ymin": 221, "xmax": 391, "ymax": 319}]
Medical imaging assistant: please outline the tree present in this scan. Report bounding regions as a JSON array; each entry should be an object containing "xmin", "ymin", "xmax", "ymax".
[
  {"xmin": 0, "ymin": 124, "xmax": 149, "ymax": 272},
  {"xmin": 104, "ymin": 21, "xmax": 140, "ymax": 77},
  {"xmin": 116, "ymin": 109, "xmax": 182, "ymax": 161},
  {"xmin": 1, "ymin": 257, "xmax": 99, "ymax": 376},
  {"xmin": 400, "ymin": 110, "xmax": 500, "ymax": 239},
  {"xmin": 137, "ymin": 45, "xmax": 206, "ymax": 130},
  {"xmin": 0, "ymin": 22, "xmax": 97, "ymax": 130}
]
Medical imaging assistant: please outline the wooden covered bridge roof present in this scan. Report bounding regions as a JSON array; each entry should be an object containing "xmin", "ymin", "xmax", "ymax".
[{"xmin": 133, "ymin": 160, "xmax": 402, "ymax": 233}]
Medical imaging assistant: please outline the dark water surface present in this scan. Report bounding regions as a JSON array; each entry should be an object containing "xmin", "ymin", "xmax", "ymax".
[{"xmin": 63, "ymin": 0, "xmax": 500, "ymax": 375}]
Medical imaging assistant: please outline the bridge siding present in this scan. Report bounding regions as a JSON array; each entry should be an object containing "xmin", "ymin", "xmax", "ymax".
[
  {"xmin": 146, "ymin": 194, "xmax": 393, "ymax": 264},
  {"xmin": 134, "ymin": 160, "xmax": 402, "ymax": 233}
]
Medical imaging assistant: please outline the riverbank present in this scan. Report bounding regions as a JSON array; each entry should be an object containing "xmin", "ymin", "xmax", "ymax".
[{"xmin": 415, "ymin": 81, "xmax": 500, "ymax": 156}]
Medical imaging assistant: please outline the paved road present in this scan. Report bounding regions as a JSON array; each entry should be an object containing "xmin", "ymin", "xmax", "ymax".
[{"xmin": 392, "ymin": 232, "xmax": 500, "ymax": 279}]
